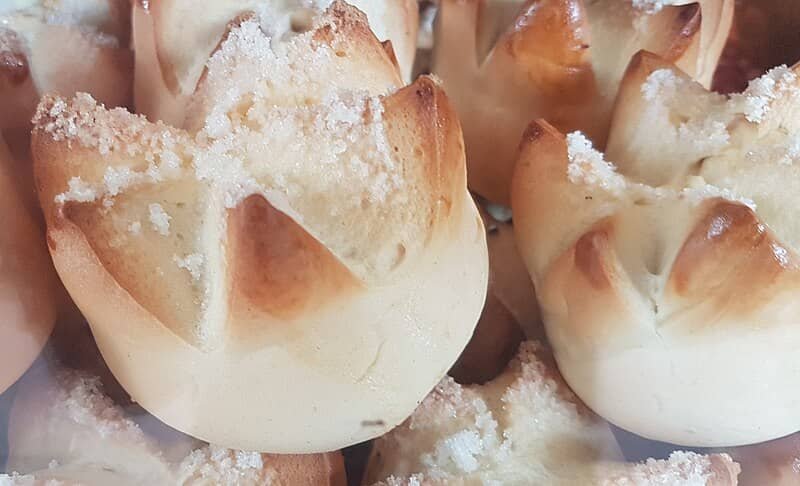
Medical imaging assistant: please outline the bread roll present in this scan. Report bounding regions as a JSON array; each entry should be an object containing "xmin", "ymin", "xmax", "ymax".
[
  {"xmin": 32, "ymin": 2, "xmax": 487, "ymax": 453},
  {"xmin": 364, "ymin": 341, "xmax": 740, "ymax": 485},
  {"xmin": 133, "ymin": 0, "xmax": 418, "ymax": 126},
  {"xmin": 0, "ymin": 136, "xmax": 57, "ymax": 395},
  {"xmin": 512, "ymin": 51, "xmax": 800, "ymax": 446},
  {"xmin": 0, "ymin": 0, "xmax": 132, "ymax": 133},
  {"xmin": 4, "ymin": 364, "xmax": 345, "ymax": 485},
  {"xmin": 432, "ymin": 0, "xmax": 733, "ymax": 204}
]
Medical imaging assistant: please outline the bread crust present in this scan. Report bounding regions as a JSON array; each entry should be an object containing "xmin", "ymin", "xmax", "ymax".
[
  {"xmin": 33, "ymin": 4, "xmax": 487, "ymax": 453},
  {"xmin": 432, "ymin": 0, "xmax": 732, "ymax": 204},
  {"xmin": 0, "ymin": 0, "xmax": 132, "ymax": 132},
  {"xmin": 135, "ymin": 0, "xmax": 418, "ymax": 126},
  {"xmin": 6, "ymin": 362, "xmax": 346, "ymax": 485},
  {"xmin": 0, "ymin": 136, "xmax": 57, "ymax": 394},
  {"xmin": 512, "ymin": 54, "xmax": 800, "ymax": 446},
  {"xmin": 364, "ymin": 341, "xmax": 740, "ymax": 485}
]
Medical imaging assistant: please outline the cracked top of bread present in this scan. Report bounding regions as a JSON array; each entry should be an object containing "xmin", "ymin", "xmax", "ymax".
[
  {"xmin": 512, "ymin": 50, "xmax": 800, "ymax": 447},
  {"xmin": 32, "ymin": 1, "xmax": 487, "ymax": 453}
]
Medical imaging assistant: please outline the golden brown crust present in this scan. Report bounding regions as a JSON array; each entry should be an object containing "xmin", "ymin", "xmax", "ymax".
[
  {"xmin": 667, "ymin": 200, "xmax": 800, "ymax": 323},
  {"xmin": 511, "ymin": 51, "xmax": 800, "ymax": 446},
  {"xmin": 263, "ymin": 452, "xmax": 347, "ymax": 486},
  {"xmin": 0, "ymin": 137, "xmax": 58, "ymax": 394},
  {"xmin": 382, "ymin": 75, "xmax": 467, "ymax": 243},
  {"xmin": 0, "ymin": 28, "xmax": 29, "ymax": 84},
  {"xmin": 435, "ymin": 0, "xmax": 722, "ymax": 204},
  {"xmin": 31, "ymin": 1, "xmax": 486, "ymax": 452},
  {"xmin": 227, "ymin": 195, "xmax": 361, "ymax": 320}
]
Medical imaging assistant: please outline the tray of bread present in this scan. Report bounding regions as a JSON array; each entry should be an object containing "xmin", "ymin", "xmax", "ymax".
[{"xmin": 1, "ymin": 0, "xmax": 800, "ymax": 484}]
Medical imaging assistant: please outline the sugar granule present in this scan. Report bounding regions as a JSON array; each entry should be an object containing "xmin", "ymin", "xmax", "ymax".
[
  {"xmin": 631, "ymin": 0, "xmax": 684, "ymax": 13},
  {"xmin": 566, "ymin": 132, "xmax": 627, "ymax": 196},
  {"xmin": 54, "ymin": 176, "xmax": 97, "ymax": 204},
  {"xmin": 174, "ymin": 253, "xmax": 204, "ymax": 281},
  {"xmin": 732, "ymin": 65, "xmax": 798, "ymax": 123},
  {"xmin": 148, "ymin": 203, "xmax": 171, "ymax": 236},
  {"xmin": 641, "ymin": 69, "xmax": 681, "ymax": 101}
]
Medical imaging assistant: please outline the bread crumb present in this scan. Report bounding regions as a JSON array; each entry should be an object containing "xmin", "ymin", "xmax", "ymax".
[{"xmin": 148, "ymin": 203, "xmax": 171, "ymax": 236}]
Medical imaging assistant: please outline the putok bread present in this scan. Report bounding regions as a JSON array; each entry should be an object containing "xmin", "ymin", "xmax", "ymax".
[
  {"xmin": 0, "ymin": 0, "xmax": 132, "ymax": 133},
  {"xmin": 133, "ymin": 0, "xmax": 418, "ymax": 126},
  {"xmin": 0, "ymin": 136, "xmax": 57, "ymax": 395},
  {"xmin": 32, "ymin": 2, "xmax": 487, "ymax": 453},
  {"xmin": 432, "ymin": 0, "xmax": 733, "ymax": 204},
  {"xmin": 3, "ymin": 364, "xmax": 346, "ymax": 485},
  {"xmin": 512, "ymin": 51, "xmax": 800, "ymax": 446},
  {"xmin": 364, "ymin": 341, "xmax": 740, "ymax": 485}
]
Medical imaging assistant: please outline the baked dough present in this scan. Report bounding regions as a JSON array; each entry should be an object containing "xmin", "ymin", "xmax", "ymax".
[
  {"xmin": 0, "ymin": 0, "xmax": 132, "ymax": 133},
  {"xmin": 133, "ymin": 0, "xmax": 418, "ymax": 126},
  {"xmin": 364, "ymin": 341, "xmax": 740, "ymax": 485},
  {"xmin": 4, "ymin": 363, "xmax": 345, "ymax": 485},
  {"xmin": 32, "ymin": 2, "xmax": 487, "ymax": 453},
  {"xmin": 0, "ymin": 136, "xmax": 57, "ymax": 395},
  {"xmin": 513, "ymin": 51, "xmax": 800, "ymax": 446},
  {"xmin": 432, "ymin": 0, "xmax": 733, "ymax": 204}
]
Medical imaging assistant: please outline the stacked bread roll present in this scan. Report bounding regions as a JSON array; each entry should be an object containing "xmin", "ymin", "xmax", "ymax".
[{"xmin": 2, "ymin": 361, "xmax": 345, "ymax": 485}]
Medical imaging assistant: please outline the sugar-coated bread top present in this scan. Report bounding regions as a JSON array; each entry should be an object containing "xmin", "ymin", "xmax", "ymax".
[
  {"xmin": 5, "ymin": 364, "xmax": 345, "ymax": 486},
  {"xmin": 364, "ymin": 341, "xmax": 739, "ymax": 485},
  {"xmin": 134, "ymin": 0, "xmax": 418, "ymax": 125}
]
